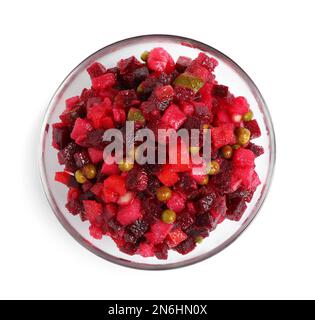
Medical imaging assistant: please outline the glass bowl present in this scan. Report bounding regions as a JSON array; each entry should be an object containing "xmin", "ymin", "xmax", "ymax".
[{"xmin": 40, "ymin": 34, "xmax": 276, "ymax": 270}]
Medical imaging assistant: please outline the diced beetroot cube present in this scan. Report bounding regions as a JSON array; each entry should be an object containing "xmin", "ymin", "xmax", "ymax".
[
  {"xmin": 66, "ymin": 199, "xmax": 84, "ymax": 216},
  {"xmin": 193, "ymin": 102, "xmax": 212, "ymax": 120},
  {"xmin": 82, "ymin": 181, "xmax": 93, "ymax": 193},
  {"xmin": 140, "ymin": 101, "xmax": 159, "ymax": 120},
  {"xmin": 90, "ymin": 183, "xmax": 104, "ymax": 198},
  {"xmin": 70, "ymin": 118, "xmax": 93, "ymax": 142},
  {"xmin": 117, "ymin": 56, "xmax": 143, "ymax": 74},
  {"xmin": 104, "ymin": 204, "xmax": 118, "ymax": 221},
  {"xmin": 87, "ymin": 103, "xmax": 110, "ymax": 129},
  {"xmin": 166, "ymin": 228, "xmax": 188, "ymax": 248},
  {"xmin": 168, "ymin": 140, "xmax": 190, "ymax": 173},
  {"xmin": 89, "ymin": 225, "xmax": 103, "ymax": 239},
  {"xmin": 161, "ymin": 104, "xmax": 187, "ymax": 130},
  {"xmin": 101, "ymin": 116, "xmax": 115, "ymax": 129},
  {"xmin": 244, "ymin": 119, "xmax": 261, "ymax": 139},
  {"xmin": 157, "ymin": 165, "xmax": 179, "ymax": 187},
  {"xmin": 198, "ymin": 82, "xmax": 213, "ymax": 105},
  {"xmin": 80, "ymin": 87, "xmax": 96, "ymax": 102},
  {"xmin": 233, "ymin": 148, "xmax": 255, "ymax": 168},
  {"xmin": 60, "ymin": 104, "xmax": 85, "ymax": 125},
  {"xmin": 103, "ymin": 188, "xmax": 119, "ymax": 203},
  {"xmin": 88, "ymin": 148, "xmax": 104, "ymax": 164},
  {"xmin": 211, "ymin": 160, "xmax": 234, "ymax": 193},
  {"xmin": 231, "ymin": 166, "xmax": 254, "ymax": 190},
  {"xmin": 154, "ymin": 243, "xmax": 168, "ymax": 260},
  {"xmin": 247, "ymin": 142, "xmax": 264, "ymax": 157},
  {"xmin": 55, "ymin": 171, "xmax": 71, "ymax": 186},
  {"xmin": 112, "ymin": 235, "xmax": 126, "ymax": 249},
  {"xmin": 125, "ymin": 167, "xmax": 149, "ymax": 192},
  {"xmin": 114, "ymin": 90, "xmax": 138, "ymax": 108},
  {"xmin": 145, "ymin": 220, "xmax": 173, "ymax": 244},
  {"xmin": 65, "ymin": 96, "xmax": 80, "ymax": 109},
  {"xmin": 92, "ymin": 73, "xmax": 116, "ymax": 89},
  {"xmin": 216, "ymin": 109, "xmax": 231, "ymax": 124},
  {"xmin": 210, "ymin": 195, "xmax": 227, "ymax": 224},
  {"xmin": 174, "ymin": 237, "xmax": 196, "ymax": 255},
  {"xmin": 186, "ymin": 63, "xmax": 210, "ymax": 82},
  {"xmin": 211, "ymin": 212, "xmax": 225, "ymax": 224},
  {"xmin": 211, "ymin": 123, "xmax": 236, "ymax": 149},
  {"xmin": 84, "ymin": 129, "xmax": 106, "ymax": 149},
  {"xmin": 212, "ymin": 85, "xmax": 229, "ymax": 98},
  {"xmin": 226, "ymin": 196, "xmax": 247, "ymax": 221},
  {"xmin": 96, "ymin": 87, "xmax": 117, "ymax": 102},
  {"xmin": 103, "ymin": 175, "xmax": 127, "ymax": 203},
  {"xmin": 112, "ymin": 108, "xmax": 126, "ymax": 123},
  {"xmin": 154, "ymin": 85, "xmax": 174, "ymax": 102},
  {"xmin": 186, "ymin": 225, "xmax": 209, "ymax": 239},
  {"xmin": 176, "ymin": 211, "xmax": 195, "ymax": 230},
  {"xmin": 67, "ymin": 187, "xmax": 80, "ymax": 201},
  {"xmin": 87, "ymin": 62, "xmax": 106, "ymax": 79},
  {"xmin": 167, "ymin": 191, "xmax": 186, "ymax": 213},
  {"xmin": 86, "ymin": 97, "xmax": 112, "ymax": 111},
  {"xmin": 186, "ymin": 201, "xmax": 197, "ymax": 215},
  {"xmin": 52, "ymin": 123, "xmax": 70, "ymax": 150},
  {"xmin": 234, "ymin": 169, "xmax": 258, "ymax": 192},
  {"xmin": 120, "ymin": 66, "xmax": 149, "ymax": 89},
  {"xmin": 86, "ymin": 96, "xmax": 103, "ymax": 110},
  {"xmin": 120, "ymin": 242, "xmax": 137, "ymax": 255},
  {"xmin": 169, "ymin": 162, "xmax": 190, "ymax": 173},
  {"xmin": 165, "ymin": 55, "xmax": 176, "ymax": 74},
  {"xmin": 73, "ymin": 151, "xmax": 90, "ymax": 168},
  {"xmin": 174, "ymin": 86, "xmax": 196, "ymax": 102},
  {"xmin": 75, "ymin": 135, "xmax": 88, "ymax": 147},
  {"xmin": 195, "ymin": 212, "xmax": 212, "ymax": 228},
  {"xmin": 229, "ymin": 173, "xmax": 243, "ymax": 193},
  {"xmin": 138, "ymin": 242, "xmax": 155, "ymax": 257},
  {"xmin": 249, "ymin": 170, "xmax": 261, "ymax": 191},
  {"xmin": 194, "ymin": 52, "xmax": 218, "ymax": 71},
  {"xmin": 125, "ymin": 219, "xmax": 149, "ymax": 242},
  {"xmin": 101, "ymin": 162, "xmax": 120, "ymax": 175},
  {"xmin": 180, "ymin": 101, "xmax": 194, "ymax": 116},
  {"xmin": 89, "ymin": 97, "xmax": 112, "ymax": 112},
  {"xmin": 228, "ymin": 96, "xmax": 250, "ymax": 115},
  {"xmin": 175, "ymin": 56, "xmax": 192, "ymax": 72},
  {"xmin": 147, "ymin": 47, "xmax": 174, "ymax": 73},
  {"xmin": 117, "ymin": 197, "xmax": 142, "ymax": 226},
  {"xmin": 57, "ymin": 142, "xmax": 79, "ymax": 171},
  {"xmin": 83, "ymin": 200, "xmax": 103, "ymax": 224}
]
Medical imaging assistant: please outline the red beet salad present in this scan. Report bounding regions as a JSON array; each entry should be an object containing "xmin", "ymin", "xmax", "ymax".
[{"xmin": 53, "ymin": 47, "xmax": 263, "ymax": 259}]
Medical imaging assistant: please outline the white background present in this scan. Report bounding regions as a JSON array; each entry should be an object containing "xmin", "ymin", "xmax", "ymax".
[{"xmin": 0, "ymin": 0, "xmax": 314, "ymax": 300}]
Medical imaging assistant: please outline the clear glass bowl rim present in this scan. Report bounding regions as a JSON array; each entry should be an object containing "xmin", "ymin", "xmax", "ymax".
[{"xmin": 39, "ymin": 34, "xmax": 276, "ymax": 270}]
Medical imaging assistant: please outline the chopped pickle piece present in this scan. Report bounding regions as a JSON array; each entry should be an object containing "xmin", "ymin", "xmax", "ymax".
[
  {"xmin": 173, "ymin": 73, "xmax": 204, "ymax": 93},
  {"xmin": 136, "ymin": 83, "xmax": 144, "ymax": 94},
  {"xmin": 127, "ymin": 107, "xmax": 145, "ymax": 124},
  {"xmin": 195, "ymin": 236, "xmax": 204, "ymax": 244}
]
